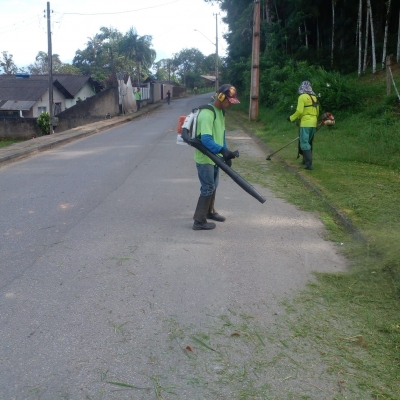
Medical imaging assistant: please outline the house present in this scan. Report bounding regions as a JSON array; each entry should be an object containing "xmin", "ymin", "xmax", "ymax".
[
  {"xmin": 200, "ymin": 75, "xmax": 216, "ymax": 88},
  {"xmin": 0, "ymin": 74, "xmax": 103, "ymax": 118}
]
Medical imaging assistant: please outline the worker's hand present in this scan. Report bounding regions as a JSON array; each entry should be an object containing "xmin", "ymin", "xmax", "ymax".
[
  {"xmin": 287, "ymin": 116, "xmax": 291, "ymax": 122},
  {"xmin": 221, "ymin": 148, "xmax": 237, "ymax": 160},
  {"xmin": 225, "ymin": 158, "xmax": 232, "ymax": 167}
]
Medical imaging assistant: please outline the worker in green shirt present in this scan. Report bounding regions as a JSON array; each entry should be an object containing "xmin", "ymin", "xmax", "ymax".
[
  {"xmin": 192, "ymin": 84, "xmax": 240, "ymax": 230},
  {"xmin": 135, "ymin": 88, "xmax": 141, "ymax": 111},
  {"xmin": 288, "ymin": 80, "xmax": 320, "ymax": 170}
]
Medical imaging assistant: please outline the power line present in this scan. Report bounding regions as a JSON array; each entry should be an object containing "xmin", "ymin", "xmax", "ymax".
[
  {"xmin": 0, "ymin": 0, "xmax": 181, "ymax": 35},
  {"xmin": 0, "ymin": 14, "xmax": 39, "ymax": 30},
  {"xmin": 54, "ymin": 0, "xmax": 181, "ymax": 16},
  {"xmin": 0, "ymin": 16, "xmax": 41, "ymax": 35}
]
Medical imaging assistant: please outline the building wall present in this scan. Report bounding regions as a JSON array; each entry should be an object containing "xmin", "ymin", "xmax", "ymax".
[
  {"xmin": 0, "ymin": 118, "xmax": 40, "ymax": 140},
  {"xmin": 150, "ymin": 83, "xmax": 174, "ymax": 103},
  {"xmin": 65, "ymin": 84, "xmax": 96, "ymax": 108},
  {"xmin": 0, "ymin": 87, "xmax": 119, "ymax": 140},
  {"xmin": 55, "ymin": 87, "xmax": 119, "ymax": 132}
]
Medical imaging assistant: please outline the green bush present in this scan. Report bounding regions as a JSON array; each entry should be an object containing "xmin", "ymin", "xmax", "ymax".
[
  {"xmin": 36, "ymin": 112, "xmax": 50, "ymax": 135},
  {"xmin": 258, "ymin": 60, "xmax": 362, "ymax": 114}
]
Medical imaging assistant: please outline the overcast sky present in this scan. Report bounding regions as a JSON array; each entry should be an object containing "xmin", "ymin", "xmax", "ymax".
[{"xmin": 1, "ymin": 0, "xmax": 228, "ymax": 69}]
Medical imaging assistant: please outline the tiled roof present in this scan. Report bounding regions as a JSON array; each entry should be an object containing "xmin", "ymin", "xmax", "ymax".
[
  {"xmin": 0, "ymin": 77, "xmax": 49, "ymax": 102},
  {"xmin": 0, "ymin": 74, "xmax": 103, "ymax": 102}
]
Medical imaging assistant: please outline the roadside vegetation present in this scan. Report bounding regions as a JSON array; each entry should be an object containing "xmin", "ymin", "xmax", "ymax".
[
  {"xmin": 0, "ymin": 139, "xmax": 23, "ymax": 148},
  {"xmin": 225, "ymin": 62, "xmax": 400, "ymax": 399}
]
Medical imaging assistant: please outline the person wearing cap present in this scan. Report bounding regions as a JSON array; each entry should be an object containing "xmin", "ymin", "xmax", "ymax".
[
  {"xmin": 192, "ymin": 84, "xmax": 240, "ymax": 230},
  {"xmin": 288, "ymin": 80, "xmax": 319, "ymax": 170}
]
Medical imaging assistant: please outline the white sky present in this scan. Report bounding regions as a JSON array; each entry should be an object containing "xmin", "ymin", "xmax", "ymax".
[{"xmin": 1, "ymin": 0, "xmax": 228, "ymax": 69}]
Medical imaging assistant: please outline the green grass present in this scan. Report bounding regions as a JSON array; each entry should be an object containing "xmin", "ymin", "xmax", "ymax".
[
  {"xmin": 225, "ymin": 86, "xmax": 400, "ymax": 398},
  {"xmin": 0, "ymin": 139, "xmax": 24, "ymax": 148}
]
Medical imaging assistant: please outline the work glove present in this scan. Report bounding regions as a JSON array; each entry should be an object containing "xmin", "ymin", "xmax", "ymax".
[{"xmin": 220, "ymin": 147, "xmax": 238, "ymax": 160}]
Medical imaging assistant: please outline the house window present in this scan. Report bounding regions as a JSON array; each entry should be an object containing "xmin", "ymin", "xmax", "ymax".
[
  {"xmin": 38, "ymin": 106, "xmax": 47, "ymax": 114},
  {"xmin": 54, "ymin": 103, "xmax": 62, "ymax": 115}
]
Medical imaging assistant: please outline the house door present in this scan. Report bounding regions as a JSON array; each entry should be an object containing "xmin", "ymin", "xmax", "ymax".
[{"xmin": 54, "ymin": 103, "xmax": 62, "ymax": 115}]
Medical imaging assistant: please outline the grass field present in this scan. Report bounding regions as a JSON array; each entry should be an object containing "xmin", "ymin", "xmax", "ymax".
[{"xmin": 225, "ymin": 66, "xmax": 400, "ymax": 398}]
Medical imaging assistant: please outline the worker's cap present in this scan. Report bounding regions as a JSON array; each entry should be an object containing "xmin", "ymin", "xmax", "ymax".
[{"xmin": 218, "ymin": 84, "xmax": 240, "ymax": 104}]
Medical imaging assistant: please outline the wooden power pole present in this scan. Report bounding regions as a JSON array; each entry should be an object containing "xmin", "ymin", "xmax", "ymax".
[
  {"xmin": 47, "ymin": 2, "xmax": 54, "ymax": 134},
  {"xmin": 249, "ymin": 0, "xmax": 260, "ymax": 121}
]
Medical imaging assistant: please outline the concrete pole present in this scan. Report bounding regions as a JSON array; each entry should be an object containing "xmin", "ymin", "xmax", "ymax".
[
  {"xmin": 47, "ymin": 2, "xmax": 54, "ymax": 134},
  {"xmin": 249, "ymin": 0, "xmax": 260, "ymax": 121}
]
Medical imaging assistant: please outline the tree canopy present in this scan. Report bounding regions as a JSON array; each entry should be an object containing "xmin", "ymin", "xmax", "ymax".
[{"xmin": 207, "ymin": 0, "xmax": 399, "ymax": 91}]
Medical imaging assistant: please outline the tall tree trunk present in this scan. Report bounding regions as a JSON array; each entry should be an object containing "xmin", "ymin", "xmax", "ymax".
[
  {"xmin": 264, "ymin": 0, "xmax": 271, "ymax": 23},
  {"xmin": 358, "ymin": 0, "xmax": 362, "ymax": 76},
  {"xmin": 363, "ymin": 5, "xmax": 370, "ymax": 73},
  {"xmin": 331, "ymin": 0, "xmax": 335, "ymax": 68},
  {"xmin": 398, "ymin": 9, "xmax": 400, "ymax": 62},
  {"xmin": 137, "ymin": 61, "xmax": 141, "ymax": 87},
  {"xmin": 382, "ymin": 0, "xmax": 392, "ymax": 69},
  {"xmin": 367, "ymin": 0, "xmax": 376, "ymax": 74},
  {"xmin": 304, "ymin": 21, "xmax": 308, "ymax": 48}
]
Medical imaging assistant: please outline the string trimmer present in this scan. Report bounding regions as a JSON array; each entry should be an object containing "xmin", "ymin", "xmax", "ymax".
[{"xmin": 266, "ymin": 112, "xmax": 335, "ymax": 160}]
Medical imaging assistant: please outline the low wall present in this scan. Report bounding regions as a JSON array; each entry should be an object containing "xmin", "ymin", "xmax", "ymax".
[
  {"xmin": 56, "ymin": 87, "xmax": 119, "ymax": 132},
  {"xmin": 0, "ymin": 118, "xmax": 41, "ymax": 140},
  {"xmin": 0, "ymin": 87, "xmax": 119, "ymax": 140}
]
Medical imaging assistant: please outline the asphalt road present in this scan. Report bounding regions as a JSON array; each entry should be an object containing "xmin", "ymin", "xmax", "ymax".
[{"xmin": 0, "ymin": 94, "xmax": 348, "ymax": 399}]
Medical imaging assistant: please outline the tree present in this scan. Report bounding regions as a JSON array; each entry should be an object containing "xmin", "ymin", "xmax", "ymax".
[
  {"xmin": 172, "ymin": 48, "xmax": 208, "ymax": 88},
  {"xmin": 119, "ymin": 28, "xmax": 156, "ymax": 85},
  {"xmin": 367, "ymin": 0, "xmax": 376, "ymax": 74},
  {"xmin": 28, "ymin": 51, "xmax": 62, "ymax": 74},
  {"xmin": 363, "ymin": 3, "xmax": 370, "ymax": 73},
  {"xmin": 72, "ymin": 27, "xmax": 156, "ymax": 85},
  {"xmin": 357, "ymin": 0, "xmax": 362, "ymax": 76},
  {"xmin": 207, "ymin": 0, "xmax": 399, "ymax": 80},
  {"xmin": 398, "ymin": 9, "xmax": 400, "ymax": 62},
  {"xmin": 331, "ymin": 0, "xmax": 335, "ymax": 68},
  {"xmin": 153, "ymin": 59, "xmax": 177, "ymax": 82},
  {"xmin": 57, "ymin": 64, "xmax": 82, "ymax": 75},
  {"xmin": 381, "ymin": 0, "xmax": 392, "ymax": 69},
  {"xmin": 0, "ymin": 51, "xmax": 18, "ymax": 74}
]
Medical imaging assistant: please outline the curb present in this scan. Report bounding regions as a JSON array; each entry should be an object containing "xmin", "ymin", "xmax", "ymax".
[
  {"xmin": 230, "ymin": 114, "xmax": 367, "ymax": 243},
  {"xmin": 0, "ymin": 103, "xmax": 162, "ymax": 168}
]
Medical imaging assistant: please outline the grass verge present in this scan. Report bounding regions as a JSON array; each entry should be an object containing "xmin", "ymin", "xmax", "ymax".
[
  {"xmin": 225, "ymin": 107, "xmax": 400, "ymax": 399},
  {"xmin": 0, "ymin": 139, "xmax": 24, "ymax": 148}
]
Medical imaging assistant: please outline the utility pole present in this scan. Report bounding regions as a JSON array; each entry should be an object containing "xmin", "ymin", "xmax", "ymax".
[
  {"xmin": 213, "ymin": 13, "xmax": 220, "ymax": 92},
  {"xmin": 249, "ymin": 0, "xmax": 260, "ymax": 121},
  {"xmin": 47, "ymin": 2, "xmax": 54, "ymax": 133}
]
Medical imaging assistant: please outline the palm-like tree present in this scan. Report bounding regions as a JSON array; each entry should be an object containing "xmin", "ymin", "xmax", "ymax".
[
  {"xmin": 120, "ymin": 28, "xmax": 156, "ymax": 85},
  {"xmin": 28, "ymin": 51, "xmax": 62, "ymax": 74}
]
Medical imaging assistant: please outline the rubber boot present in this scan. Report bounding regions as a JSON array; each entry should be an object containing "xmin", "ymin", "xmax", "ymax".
[
  {"xmin": 303, "ymin": 150, "xmax": 313, "ymax": 170},
  {"xmin": 207, "ymin": 191, "xmax": 226, "ymax": 222},
  {"xmin": 192, "ymin": 195, "xmax": 216, "ymax": 230}
]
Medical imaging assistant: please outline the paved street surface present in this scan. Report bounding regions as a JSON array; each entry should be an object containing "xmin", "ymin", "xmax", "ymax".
[{"xmin": 1, "ymin": 94, "xmax": 348, "ymax": 399}]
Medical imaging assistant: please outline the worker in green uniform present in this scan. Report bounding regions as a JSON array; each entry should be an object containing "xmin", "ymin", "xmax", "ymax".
[
  {"xmin": 192, "ymin": 84, "xmax": 240, "ymax": 230},
  {"xmin": 288, "ymin": 81, "xmax": 319, "ymax": 170},
  {"xmin": 135, "ymin": 88, "xmax": 141, "ymax": 111}
]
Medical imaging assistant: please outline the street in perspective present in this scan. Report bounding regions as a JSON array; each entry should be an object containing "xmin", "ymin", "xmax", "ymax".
[{"xmin": 1, "ymin": 94, "xmax": 351, "ymax": 399}]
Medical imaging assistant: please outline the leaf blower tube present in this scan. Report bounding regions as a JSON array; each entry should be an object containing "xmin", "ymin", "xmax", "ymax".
[{"xmin": 181, "ymin": 128, "xmax": 266, "ymax": 204}]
